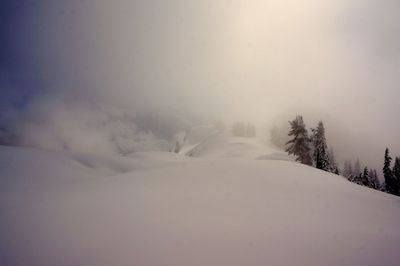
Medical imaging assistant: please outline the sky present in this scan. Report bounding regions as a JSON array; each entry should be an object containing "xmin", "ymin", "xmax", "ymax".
[{"xmin": 0, "ymin": 0, "xmax": 399, "ymax": 170}]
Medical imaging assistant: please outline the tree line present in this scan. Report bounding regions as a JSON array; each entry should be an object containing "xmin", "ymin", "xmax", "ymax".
[
  {"xmin": 232, "ymin": 122, "xmax": 256, "ymax": 138},
  {"xmin": 285, "ymin": 115, "xmax": 400, "ymax": 196},
  {"xmin": 382, "ymin": 148, "xmax": 400, "ymax": 196}
]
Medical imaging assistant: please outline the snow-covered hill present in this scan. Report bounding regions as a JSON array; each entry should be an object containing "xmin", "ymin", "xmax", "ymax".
[{"xmin": 1, "ymin": 131, "xmax": 400, "ymax": 266}]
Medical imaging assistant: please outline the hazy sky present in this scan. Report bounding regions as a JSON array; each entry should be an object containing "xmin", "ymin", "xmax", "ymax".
[{"xmin": 1, "ymin": 0, "xmax": 399, "ymax": 170}]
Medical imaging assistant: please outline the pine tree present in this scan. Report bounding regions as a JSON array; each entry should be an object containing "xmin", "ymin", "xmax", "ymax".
[
  {"xmin": 352, "ymin": 173, "xmax": 363, "ymax": 185},
  {"xmin": 383, "ymin": 148, "xmax": 396, "ymax": 195},
  {"xmin": 285, "ymin": 116, "xmax": 312, "ymax": 165},
  {"xmin": 361, "ymin": 167, "xmax": 370, "ymax": 187},
  {"xmin": 380, "ymin": 182, "xmax": 387, "ymax": 192},
  {"xmin": 311, "ymin": 121, "xmax": 329, "ymax": 171},
  {"xmin": 391, "ymin": 157, "xmax": 400, "ymax": 196},
  {"xmin": 347, "ymin": 174, "xmax": 355, "ymax": 183},
  {"xmin": 368, "ymin": 169, "xmax": 380, "ymax": 190}
]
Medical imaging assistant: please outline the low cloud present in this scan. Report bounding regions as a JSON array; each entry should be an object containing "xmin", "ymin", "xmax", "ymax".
[{"xmin": 2, "ymin": 96, "xmax": 192, "ymax": 155}]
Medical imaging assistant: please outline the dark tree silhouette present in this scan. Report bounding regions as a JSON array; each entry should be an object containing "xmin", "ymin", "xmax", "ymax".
[
  {"xmin": 285, "ymin": 116, "xmax": 312, "ymax": 165},
  {"xmin": 311, "ymin": 121, "xmax": 329, "ymax": 171}
]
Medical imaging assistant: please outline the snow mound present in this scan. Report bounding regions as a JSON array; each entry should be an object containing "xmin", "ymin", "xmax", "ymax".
[
  {"xmin": 1, "ymin": 141, "xmax": 400, "ymax": 266},
  {"xmin": 184, "ymin": 131, "xmax": 290, "ymax": 161}
]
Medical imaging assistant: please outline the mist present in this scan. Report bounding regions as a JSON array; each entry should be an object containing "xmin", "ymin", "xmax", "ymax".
[{"xmin": 1, "ymin": 0, "xmax": 399, "ymax": 170}]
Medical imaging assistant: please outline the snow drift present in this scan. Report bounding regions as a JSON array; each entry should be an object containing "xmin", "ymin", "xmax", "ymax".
[{"xmin": 0, "ymin": 132, "xmax": 399, "ymax": 266}]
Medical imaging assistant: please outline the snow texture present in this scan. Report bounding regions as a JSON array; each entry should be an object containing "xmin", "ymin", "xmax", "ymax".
[{"xmin": 1, "ymin": 129, "xmax": 400, "ymax": 266}]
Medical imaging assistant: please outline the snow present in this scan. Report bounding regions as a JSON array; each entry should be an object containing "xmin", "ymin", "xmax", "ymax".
[{"xmin": 1, "ymin": 131, "xmax": 400, "ymax": 266}]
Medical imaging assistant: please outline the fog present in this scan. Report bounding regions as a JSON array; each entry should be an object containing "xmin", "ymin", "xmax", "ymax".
[{"xmin": 1, "ymin": 0, "xmax": 399, "ymax": 170}]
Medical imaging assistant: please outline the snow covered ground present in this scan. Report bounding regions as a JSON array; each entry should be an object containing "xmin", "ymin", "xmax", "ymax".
[{"xmin": 1, "ymin": 130, "xmax": 400, "ymax": 266}]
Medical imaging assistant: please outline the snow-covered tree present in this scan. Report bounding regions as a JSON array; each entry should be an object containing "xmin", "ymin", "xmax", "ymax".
[
  {"xmin": 391, "ymin": 157, "xmax": 400, "ymax": 196},
  {"xmin": 380, "ymin": 181, "xmax": 387, "ymax": 192},
  {"xmin": 383, "ymin": 148, "xmax": 396, "ymax": 195},
  {"xmin": 349, "ymin": 164, "xmax": 381, "ymax": 190},
  {"xmin": 311, "ymin": 121, "xmax": 329, "ymax": 171},
  {"xmin": 349, "ymin": 171, "xmax": 363, "ymax": 185},
  {"xmin": 361, "ymin": 167, "xmax": 370, "ymax": 187},
  {"xmin": 285, "ymin": 116, "xmax": 312, "ymax": 165},
  {"xmin": 368, "ymin": 168, "xmax": 380, "ymax": 190}
]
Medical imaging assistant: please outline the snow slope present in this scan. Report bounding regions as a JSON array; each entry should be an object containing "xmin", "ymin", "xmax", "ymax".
[{"xmin": 1, "ymin": 132, "xmax": 400, "ymax": 266}]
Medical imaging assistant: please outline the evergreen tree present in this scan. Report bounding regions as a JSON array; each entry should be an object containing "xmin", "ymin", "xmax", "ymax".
[
  {"xmin": 347, "ymin": 163, "xmax": 362, "ymax": 185},
  {"xmin": 368, "ymin": 169, "xmax": 380, "ymax": 190},
  {"xmin": 347, "ymin": 173, "xmax": 355, "ymax": 183},
  {"xmin": 383, "ymin": 148, "xmax": 396, "ymax": 195},
  {"xmin": 351, "ymin": 172, "xmax": 363, "ymax": 185},
  {"xmin": 391, "ymin": 157, "xmax": 400, "ymax": 196},
  {"xmin": 311, "ymin": 121, "xmax": 329, "ymax": 171},
  {"xmin": 361, "ymin": 167, "xmax": 370, "ymax": 187},
  {"xmin": 334, "ymin": 167, "xmax": 340, "ymax": 175},
  {"xmin": 380, "ymin": 181, "xmax": 387, "ymax": 192},
  {"xmin": 285, "ymin": 116, "xmax": 312, "ymax": 165}
]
